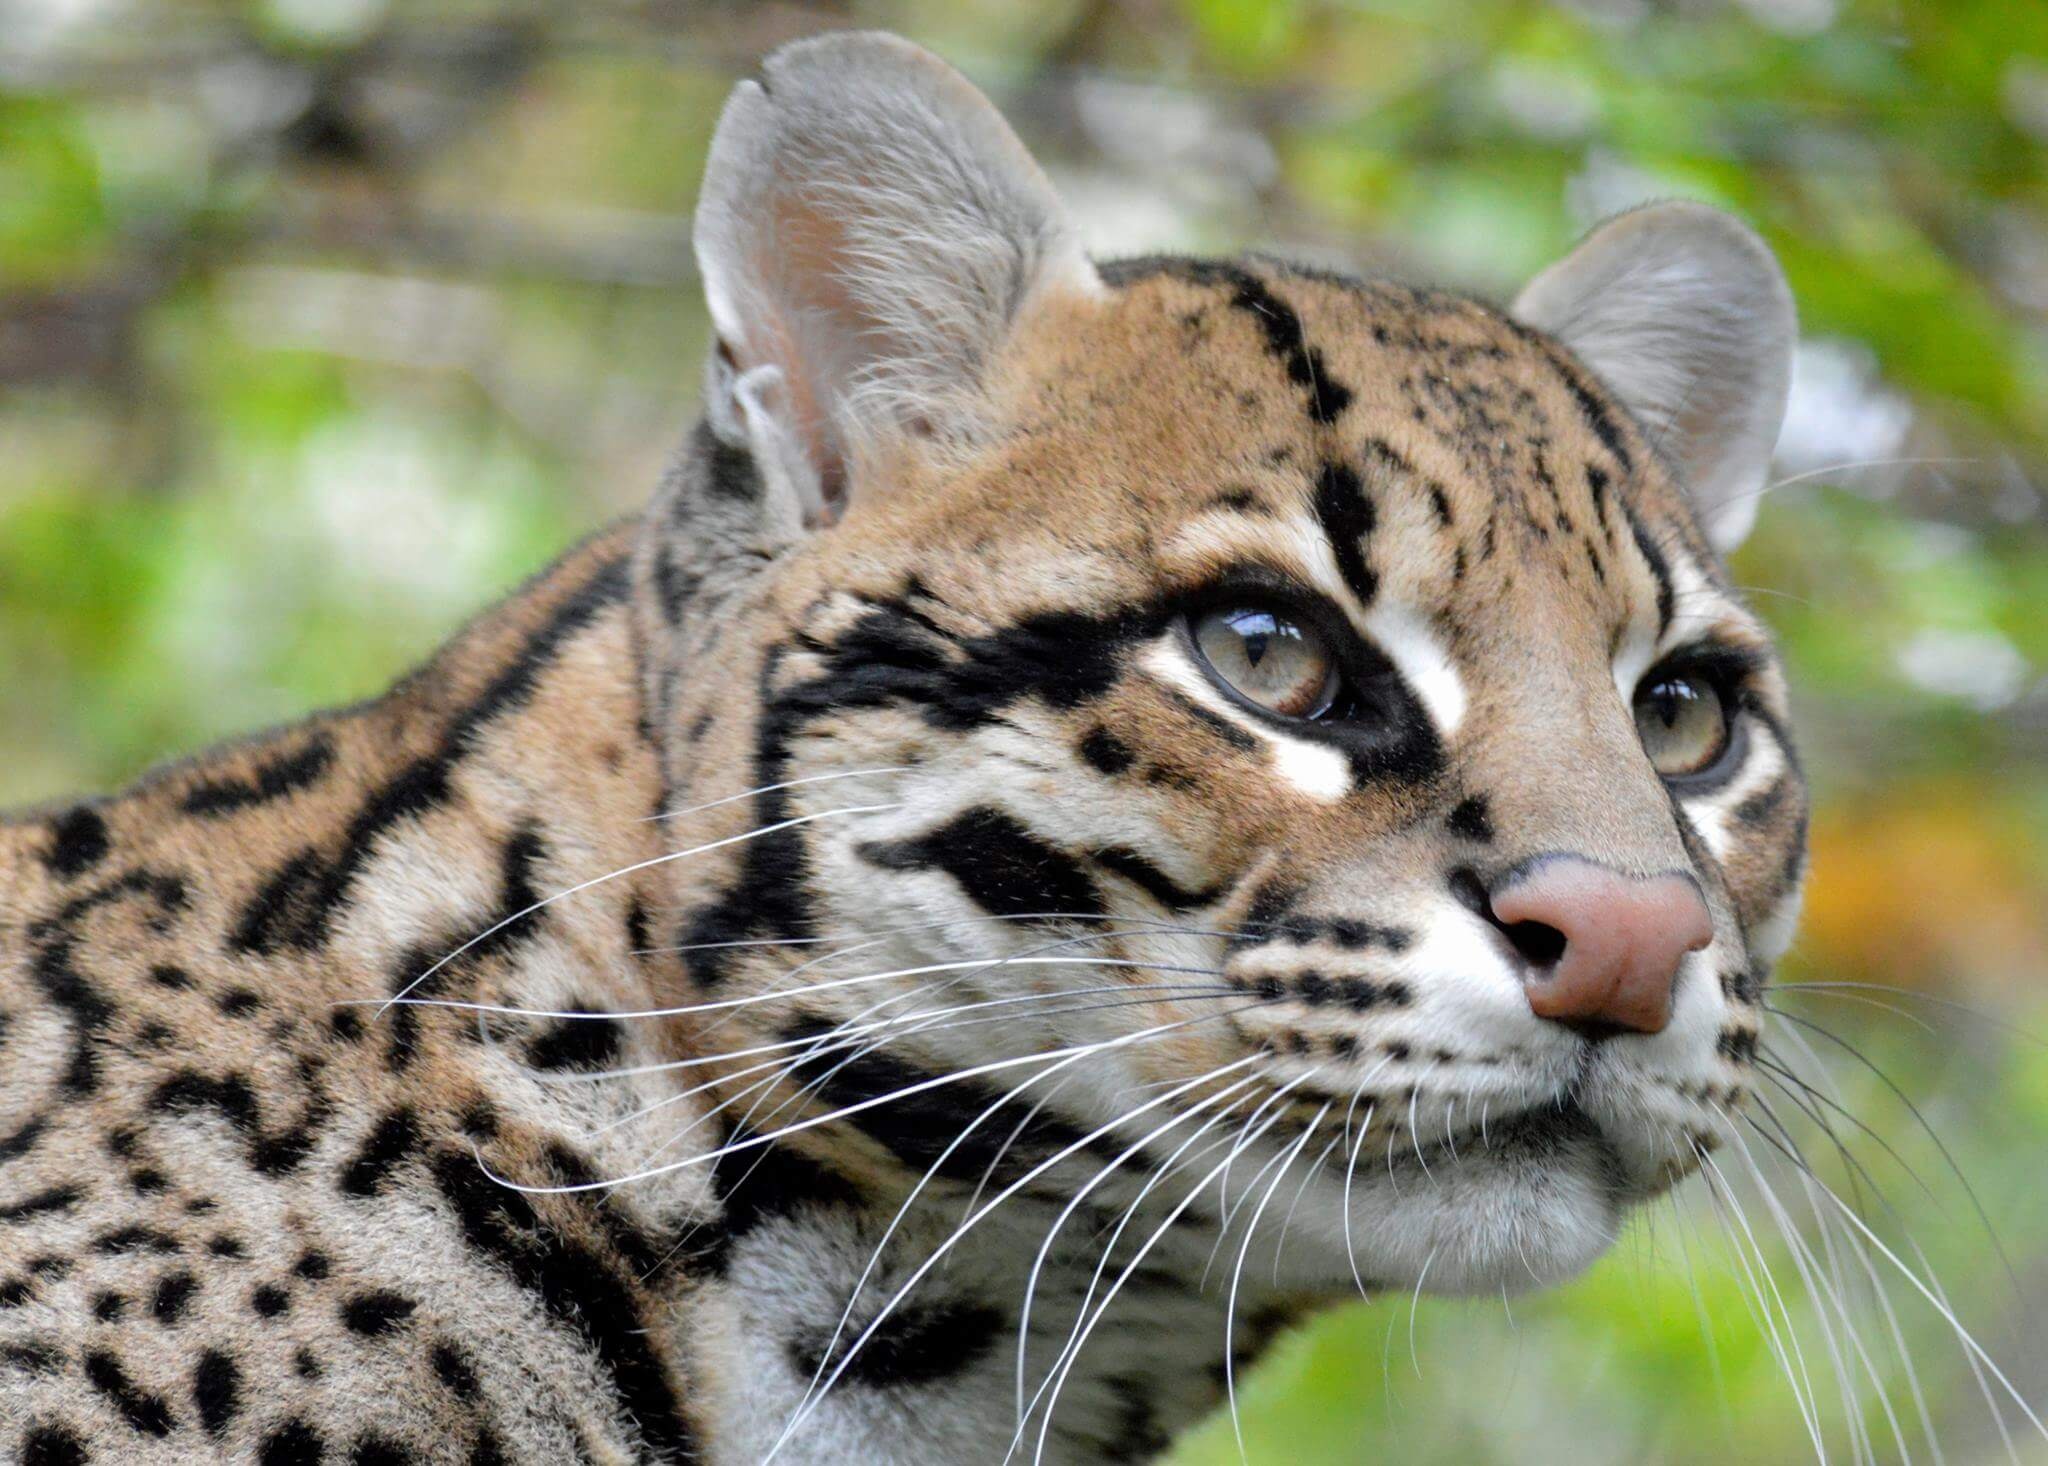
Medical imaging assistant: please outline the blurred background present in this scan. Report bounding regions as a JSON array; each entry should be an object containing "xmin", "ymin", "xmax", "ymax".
[{"xmin": 2, "ymin": 0, "xmax": 2044, "ymax": 1460}]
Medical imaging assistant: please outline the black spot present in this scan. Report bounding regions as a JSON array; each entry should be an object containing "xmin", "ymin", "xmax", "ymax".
[
  {"xmin": 181, "ymin": 736, "xmax": 336, "ymax": 816},
  {"xmin": 84, "ymin": 1348, "xmax": 175, "ymax": 1435},
  {"xmin": 150, "ymin": 963, "xmax": 192, "ymax": 989},
  {"xmin": 432, "ymin": 1341, "xmax": 482, "ymax": 1402},
  {"xmin": 150, "ymin": 1069, "xmax": 326, "ymax": 1177},
  {"xmin": 330, "ymin": 1008, "xmax": 364, "ymax": 1041},
  {"xmin": 217, "ymin": 987, "xmax": 264, "ymax": 1016},
  {"xmin": 429, "ymin": 1152, "xmax": 698, "ymax": 1462},
  {"xmin": 43, "ymin": 805, "xmax": 109, "ymax": 878},
  {"xmin": 340, "ymin": 1109, "xmax": 420, "ymax": 1197},
  {"xmin": 230, "ymin": 849, "xmax": 328, "ymax": 957},
  {"xmin": 859, "ymin": 806, "xmax": 1102, "ymax": 921},
  {"xmin": 451, "ymin": 1105, "xmax": 495, "ymax": 1146},
  {"xmin": 194, "ymin": 1347, "xmax": 242, "ymax": 1434},
  {"xmin": 703, "ymin": 1142, "xmax": 862, "ymax": 1272},
  {"xmin": 1718, "ymin": 1029, "xmax": 1759, "ymax": 1064},
  {"xmin": 295, "ymin": 1348, "xmax": 321, "ymax": 1379},
  {"xmin": 1128, "ymin": 258, "xmax": 1352, "ymax": 422},
  {"xmin": 4, "ymin": 1339, "xmax": 64, "ymax": 1376},
  {"xmin": 1079, "ymin": 726, "xmax": 1134, "ymax": 776},
  {"xmin": 27, "ymin": 868, "xmax": 186, "ymax": 1093},
  {"xmin": 261, "ymin": 1418, "xmax": 326, "ymax": 1465},
  {"xmin": 252, "ymin": 1284, "xmax": 289, "ymax": 1318},
  {"xmin": 0, "ymin": 1276, "xmax": 33, "ymax": 1307},
  {"xmin": 208, "ymin": 1234, "xmax": 246, "ymax": 1259},
  {"xmin": 1313, "ymin": 461, "xmax": 1378, "ymax": 606},
  {"xmin": 1205, "ymin": 488, "xmax": 1266, "ymax": 514},
  {"xmin": 341, "ymin": 1290, "xmax": 415, "ymax": 1336},
  {"xmin": 93, "ymin": 1225, "xmax": 178, "ymax": 1254},
  {"xmin": 93, "ymin": 1291, "xmax": 126, "ymax": 1320},
  {"xmin": 2, "ymin": 1185, "xmax": 84, "ymax": 1223},
  {"xmin": 1093, "ymin": 847, "xmax": 1217, "ymax": 912},
  {"xmin": 1427, "ymin": 483, "xmax": 1454, "ymax": 527},
  {"xmin": 27, "ymin": 1255, "xmax": 70, "ymax": 1278},
  {"xmin": 1166, "ymin": 690, "xmax": 1260, "ymax": 753},
  {"xmin": 0, "ymin": 1113, "xmax": 46, "ymax": 1163},
  {"xmin": 1735, "ymin": 777, "xmax": 1788, "ymax": 827},
  {"xmin": 789, "ymin": 1299, "xmax": 1004, "ymax": 1390},
  {"xmin": 524, "ymin": 1004, "xmax": 623, "ymax": 1073},
  {"xmin": 295, "ymin": 1250, "xmax": 332, "ymax": 1280},
  {"xmin": 22, "ymin": 1423, "xmax": 88, "ymax": 1466},
  {"xmin": 349, "ymin": 1433, "xmax": 414, "ymax": 1466},
  {"xmin": 152, "ymin": 1270, "xmax": 198, "ymax": 1324},
  {"xmin": 129, "ymin": 1167, "xmax": 166, "ymax": 1195},
  {"xmin": 1446, "ymin": 795, "xmax": 1494, "ymax": 843}
]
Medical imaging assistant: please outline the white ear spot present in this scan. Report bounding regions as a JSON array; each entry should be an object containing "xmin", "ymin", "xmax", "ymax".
[
  {"xmin": 1363, "ymin": 604, "xmax": 1466, "ymax": 737},
  {"xmin": 1513, "ymin": 202, "xmax": 1796, "ymax": 553}
]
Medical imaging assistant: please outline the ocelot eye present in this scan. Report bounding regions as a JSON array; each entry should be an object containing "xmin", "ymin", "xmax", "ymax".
[
  {"xmin": 1191, "ymin": 606, "xmax": 1339, "ymax": 719},
  {"xmin": 1632, "ymin": 671, "xmax": 1731, "ymax": 778}
]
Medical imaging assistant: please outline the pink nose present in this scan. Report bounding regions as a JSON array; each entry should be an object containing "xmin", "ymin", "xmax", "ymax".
[{"xmin": 1488, "ymin": 858, "xmax": 1713, "ymax": 1038}]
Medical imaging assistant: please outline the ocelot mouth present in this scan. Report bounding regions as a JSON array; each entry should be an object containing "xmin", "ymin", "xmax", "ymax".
[{"xmin": 1405, "ymin": 1095, "xmax": 1625, "ymax": 1176}]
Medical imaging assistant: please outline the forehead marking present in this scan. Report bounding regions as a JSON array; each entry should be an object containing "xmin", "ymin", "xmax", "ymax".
[{"xmin": 1311, "ymin": 462, "xmax": 1378, "ymax": 606}]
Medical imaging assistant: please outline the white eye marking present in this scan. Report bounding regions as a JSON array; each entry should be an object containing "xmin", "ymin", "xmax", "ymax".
[
  {"xmin": 1362, "ymin": 604, "xmax": 1465, "ymax": 737},
  {"xmin": 1141, "ymin": 641, "xmax": 1351, "ymax": 802},
  {"xmin": 1612, "ymin": 619, "xmax": 1658, "ymax": 702}
]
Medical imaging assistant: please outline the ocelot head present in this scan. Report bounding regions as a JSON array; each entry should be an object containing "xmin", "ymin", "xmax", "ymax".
[{"xmin": 638, "ymin": 32, "xmax": 1807, "ymax": 1295}]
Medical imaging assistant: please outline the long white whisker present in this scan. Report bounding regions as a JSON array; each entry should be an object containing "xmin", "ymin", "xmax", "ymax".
[
  {"xmin": 379, "ymin": 802, "xmax": 901, "ymax": 1012},
  {"xmin": 1226, "ymin": 1104, "xmax": 1328, "ymax": 1464},
  {"xmin": 640, "ymin": 765, "xmax": 911, "ymax": 823}
]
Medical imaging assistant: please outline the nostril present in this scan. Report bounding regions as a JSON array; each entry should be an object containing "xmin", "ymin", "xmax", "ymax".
[
  {"xmin": 1451, "ymin": 866, "xmax": 1570, "ymax": 969},
  {"xmin": 1502, "ymin": 918, "xmax": 1567, "ymax": 968}
]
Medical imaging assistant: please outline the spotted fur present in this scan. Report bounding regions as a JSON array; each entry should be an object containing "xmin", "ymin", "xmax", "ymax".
[{"xmin": 1, "ymin": 33, "xmax": 1806, "ymax": 1464}]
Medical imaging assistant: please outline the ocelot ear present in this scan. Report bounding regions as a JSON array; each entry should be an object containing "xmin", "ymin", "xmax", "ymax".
[
  {"xmin": 1513, "ymin": 202, "xmax": 1795, "ymax": 552},
  {"xmin": 693, "ymin": 31, "xmax": 1100, "ymax": 529}
]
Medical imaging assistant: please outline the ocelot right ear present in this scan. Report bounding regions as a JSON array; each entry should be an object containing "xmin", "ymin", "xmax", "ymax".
[
  {"xmin": 1513, "ymin": 202, "xmax": 1796, "ymax": 553},
  {"xmin": 691, "ymin": 31, "xmax": 1101, "ymax": 532}
]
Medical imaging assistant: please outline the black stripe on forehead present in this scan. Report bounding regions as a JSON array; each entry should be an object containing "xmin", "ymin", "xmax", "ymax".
[
  {"xmin": 1101, "ymin": 255, "xmax": 1352, "ymax": 424},
  {"xmin": 1619, "ymin": 497, "xmax": 1677, "ymax": 634},
  {"xmin": 1312, "ymin": 461, "xmax": 1377, "ymax": 606}
]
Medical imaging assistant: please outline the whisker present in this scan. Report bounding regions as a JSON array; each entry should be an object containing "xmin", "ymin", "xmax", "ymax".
[
  {"xmin": 378, "ymin": 801, "xmax": 902, "ymax": 1013},
  {"xmin": 1021, "ymin": 1074, "xmax": 1317, "ymax": 1466},
  {"xmin": 1226, "ymin": 1103, "xmax": 1328, "ymax": 1464},
  {"xmin": 765, "ymin": 1038, "xmax": 1283, "ymax": 1463},
  {"xmin": 640, "ymin": 765, "xmax": 912, "ymax": 822}
]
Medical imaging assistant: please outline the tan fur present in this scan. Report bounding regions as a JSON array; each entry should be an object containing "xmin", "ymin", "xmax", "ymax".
[{"xmin": 3, "ymin": 219, "xmax": 1802, "ymax": 1466}]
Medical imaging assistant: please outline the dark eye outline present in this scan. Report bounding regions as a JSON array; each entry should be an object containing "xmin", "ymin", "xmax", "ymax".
[
  {"xmin": 1175, "ymin": 571, "xmax": 1404, "ymax": 731},
  {"xmin": 1189, "ymin": 606, "xmax": 1342, "ymax": 719},
  {"xmin": 1630, "ymin": 646, "xmax": 1758, "ymax": 791}
]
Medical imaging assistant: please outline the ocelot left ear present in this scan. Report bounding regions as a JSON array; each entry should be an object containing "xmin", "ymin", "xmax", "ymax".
[
  {"xmin": 692, "ymin": 31, "xmax": 1101, "ymax": 532},
  {"xmin": 1513, "ymin": 201, "xmax": 1796, "ymax": 552}
]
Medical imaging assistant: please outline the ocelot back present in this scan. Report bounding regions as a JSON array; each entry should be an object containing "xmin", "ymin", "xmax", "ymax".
[{"xmin": 0, "ymin": 31, "xmax": 1805, "ymax": 1465}]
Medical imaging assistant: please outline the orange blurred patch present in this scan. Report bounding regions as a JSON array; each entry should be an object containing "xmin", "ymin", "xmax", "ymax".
[{"xmin": 1796, "ymin": 781, "xmax": 2048, "ymax": 996}]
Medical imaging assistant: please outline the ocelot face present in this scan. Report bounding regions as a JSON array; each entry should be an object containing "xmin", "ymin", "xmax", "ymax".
[{"xmin": 658, "ymin": 33, "xmax": 1803, "ymax": 1296}]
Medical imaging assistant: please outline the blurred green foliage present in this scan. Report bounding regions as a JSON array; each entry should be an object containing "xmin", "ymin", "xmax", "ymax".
[{"xmin": 2, "ymin": 1, "xmax": 2044, "ymax": 1460}]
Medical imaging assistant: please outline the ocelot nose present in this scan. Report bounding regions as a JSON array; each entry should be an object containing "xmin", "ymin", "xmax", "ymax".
[{"xmin": 1484, "ymin": 857, "xmax": 1713, "ymax": 1039}]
